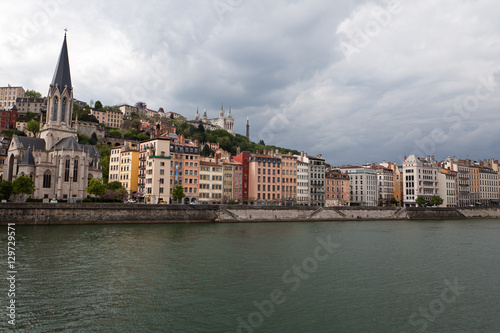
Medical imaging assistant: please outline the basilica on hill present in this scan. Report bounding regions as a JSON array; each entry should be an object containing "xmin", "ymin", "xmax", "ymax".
[
  {"xmin": 5, "ymin": 33, "xmax": 102, "ymax": 201},
  {"xmin": 194, "ymin": 104, "xmax": 235, "ymax": 134}
]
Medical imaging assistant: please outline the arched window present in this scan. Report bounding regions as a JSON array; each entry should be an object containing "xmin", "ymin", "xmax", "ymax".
[
  {"xmin": 64, "ymin": 158, "xmax": 70, "ymax": 182},
  {"xmin": 43, "ymin": 170, "xmax": 51, "ymax": 188},
  {"xmin": 53, "ymin": 97, "xmax": 59, "ymax": 122},
  {"xmin": 73, "ymin": 158, "xmax": 78, "ymax": 182},
  {"xmin": 61, "ymin": 98, "xmax": 67, "ymax": 123}
]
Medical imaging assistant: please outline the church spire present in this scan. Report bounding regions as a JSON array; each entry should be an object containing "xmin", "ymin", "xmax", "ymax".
[{"xmin": 51, "ymin": 32, "xmax": 72, "ymax": 94}]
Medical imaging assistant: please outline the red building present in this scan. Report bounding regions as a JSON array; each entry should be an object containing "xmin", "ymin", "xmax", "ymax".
[
  {"xmin": 233, "ymin": 151, "xmax": 251, "ymax": 202},
  {"xmin": 0, "ymin": 105, "xmax": 17, "ymax": 131}
]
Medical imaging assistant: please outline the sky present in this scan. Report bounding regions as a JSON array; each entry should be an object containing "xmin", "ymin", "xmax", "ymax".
[{"xmin": 2, "ymin": 0, "xmax": 500, "ymax": 166}]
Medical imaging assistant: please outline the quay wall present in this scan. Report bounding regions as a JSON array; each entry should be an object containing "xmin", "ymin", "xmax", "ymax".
[{"xmin": 1, "ymin": 204, "xmax": 499, "ymax": 225}]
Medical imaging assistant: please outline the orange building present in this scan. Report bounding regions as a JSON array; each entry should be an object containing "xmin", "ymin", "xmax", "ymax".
[
  {"xmin": 248, "ymin": 154, "xmax": 282, "ymax": 203},
  {"xmin": 325, "ymin": 171, "xmax": 350, "ymax": 206},
  {"xmin": 279, "ymin": 153, "xmax": 297, "ymax": 204},
  {"xmin": 169, "ymin": 134, "xmax": 200, "ymax": 204}
]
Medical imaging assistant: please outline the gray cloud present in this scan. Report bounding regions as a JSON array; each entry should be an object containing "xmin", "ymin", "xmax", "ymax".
[{"xmin": 2, "ymin": 0, "xmax": 500, "ymax": 165}]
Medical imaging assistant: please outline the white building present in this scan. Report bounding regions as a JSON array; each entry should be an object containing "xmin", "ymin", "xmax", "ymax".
[
  {"xmin": 438, "ymin": 169, "xmax": 457, "ymax": 207},
  {"xmin": 294, "ymin": 152, "xmax": 310, "ymax": 205},
  {"xmin": 375, "ymin": 166, "xmax": 394, "ymax": 205},
  {"xmin": 340, "ymin": 167, "xmax": 378, "ymax": 206},
  {"xmin": 308, "ymin": 155, "xmax": 326, "ymax": 206},
  {"xmin": 479, "ymin": 167, "xmax": 499, "ymax": 205},
  {"xmin": 138, "ymin": 137, "xmax": 172, "ymax": 204},
  {"xmin": 403, "ymin": 155, "xmax": 440, "ymax": 206}
]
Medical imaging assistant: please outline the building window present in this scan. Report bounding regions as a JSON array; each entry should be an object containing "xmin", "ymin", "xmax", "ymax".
[
  {"xmin": 43, "ymin": 170, "xmax": 51, "ymax": 188},
  {"xmin": 73, "ymin": 159, "xmax": 78, "ymax": 182},
  {"xmin": 64, "ymin": 158, "xmax": 70, "ymax": 182}
]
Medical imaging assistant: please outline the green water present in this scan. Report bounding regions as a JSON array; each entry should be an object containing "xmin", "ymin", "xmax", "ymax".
[{"xmin": 1, "ymin": 220, "xmax": 499, "ymax": 332}]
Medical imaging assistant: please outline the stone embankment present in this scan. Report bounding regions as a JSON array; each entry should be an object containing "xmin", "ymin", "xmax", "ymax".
[{"xmin": 1, "ymin": 204, "xmax": 500, "ymax": 225}]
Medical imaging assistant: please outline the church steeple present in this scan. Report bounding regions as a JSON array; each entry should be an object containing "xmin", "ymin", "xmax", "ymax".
[
  {"xmin": 51, "ymin": 33, "xmax": 72, "ymax": 95},
  {"xmin": 39, "ymin": 31, "xmax": 77, "ymax": 148}
]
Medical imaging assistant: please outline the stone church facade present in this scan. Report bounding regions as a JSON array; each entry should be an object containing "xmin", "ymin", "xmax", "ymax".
[
  {"xmin": 194, "ymin": 104, "xmax": 235, "ymax": 134},
  {"xmin": 5, "ymin": 34, "xmax": 102, "ymax": 201}
]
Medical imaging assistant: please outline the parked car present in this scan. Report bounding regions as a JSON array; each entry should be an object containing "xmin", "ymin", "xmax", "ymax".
[{"xmin": 50, "ymin": 199, "xmax": 58, "ymax": 203}]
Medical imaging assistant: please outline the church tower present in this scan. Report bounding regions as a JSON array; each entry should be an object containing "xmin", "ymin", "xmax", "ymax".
[
  {"xmin": 219, "ymin": 103, "xmax": 225, "ymax": 119},
  {"xmin": 39, "ymin": 32, "xmax": 77, "ymax": 149}
]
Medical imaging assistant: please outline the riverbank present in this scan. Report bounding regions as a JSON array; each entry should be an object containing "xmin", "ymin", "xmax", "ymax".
[{"xmin": 1, "ymin": 204, "xmax": 499, "ymax": 225}]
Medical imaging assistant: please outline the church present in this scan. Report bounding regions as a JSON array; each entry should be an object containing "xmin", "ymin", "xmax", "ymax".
[
  {"xmin": 5, "ymin": 33, "xmax": 102, "ymax": 201},
  {"xmin": 194, "ymin": 104, "xmax": 235, "ymax": 134}
]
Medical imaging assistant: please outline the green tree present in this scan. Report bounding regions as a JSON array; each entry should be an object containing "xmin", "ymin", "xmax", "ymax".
[
  {"xmin": 108, "ymin": 129, "xmax": 122, "ymax": 139},
  {"xmin": 171, "ymin": 185, "xmax": 186, "ymax": 204},
  {"xmin": 107, "ymin": 181, "xmax": 123, "ymax": 191},
  {"xmin": 77, "ymin": 134, "xmax": 91, "ymax": 144},
  {"xmin": 25, "ymin": 89, "xmax": 42, "ymax": 98},
  {"xmin": 89, "ymin": 132, "xmax": 98, "ymax": 145},
  {"xmin": 429, "ymin": 195, "xmax": 444, "ymax": 207},
  {"xmin": 390, "ymin": 197, "xmax": 398, "ymax": 206},
  {"xmin": 26, "ymin": 119, "xmax": 40, "ymax": 138},
  {"xmin": 0, "ymin": 180, "xmax": 13, "ymax": 201},
  {"xmin": 415, "ymin": 196, "xmax": 427, "ymax": 206},
  {"xmin": 86, "ymin": 178, "xmax": 106, "ymax": 200},
  {"xmin": 12, "ymin": 176, "xmax": 35, "ymax": 199},
  {"xmin": 95, "ymin": 100, "xmax": 103, "ymax": 110},
  {"xmin": 97, "ymin": 143, "xmax": 111, "ymax": 183},
  {"xmin": 201, "ymin": 144, "xmax": 213, "ymax": 157}
]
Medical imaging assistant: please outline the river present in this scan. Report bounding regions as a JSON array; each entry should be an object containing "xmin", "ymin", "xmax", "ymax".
[{"xmin": 2, "ymin": 219, "xmax": 500, "ymax": 332}]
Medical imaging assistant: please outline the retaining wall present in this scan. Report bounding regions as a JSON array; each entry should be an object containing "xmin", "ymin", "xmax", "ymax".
[{"xmin": 1, "ymin": 204, "xmax": 499, "ymax": 225}]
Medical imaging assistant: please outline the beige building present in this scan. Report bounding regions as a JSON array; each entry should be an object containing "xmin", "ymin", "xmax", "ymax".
[
  {"xmin": 109, "ymin": 143, "xmax": 140, "ymax": 197},
  {"xmin": 199, "ymin": 161, "xmax": 223, "ymax": 203},
  {"xmin": 90, "ymin": 108, "xmax": 123, "ymax": 128},
  {"xmin": 0, "ymin": 85, "xmax": 25, "ymax": 110},
  {"xmin": 16, "ymin": 122, "xmax": 35, "ymax": 137},
  {"xmin": 15, "ymin": 97, "xmax": 46, "ymax": 115},
  {"xmin": 118, "ymin": 104, "xmax": 138, "ymax": 117},
  {"xmin": 138, "ymin": 137, "xmax": 172, "ymax": 204},
  {"xmin": 380, "ymin": 161, "xmax": 404, "ymax": 206},
  {"xmin": 73, "ymin": 120, "xmax": 106, "ymax": 139},
  {"xmin": 222, "ymin": 161, "xmax": 240, "ymax": 203}
]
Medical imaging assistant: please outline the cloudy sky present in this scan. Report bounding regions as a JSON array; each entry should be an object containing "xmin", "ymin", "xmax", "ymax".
[{"xmin": 2, "ymin": 0, "xmax": 500, "ymax": 165}]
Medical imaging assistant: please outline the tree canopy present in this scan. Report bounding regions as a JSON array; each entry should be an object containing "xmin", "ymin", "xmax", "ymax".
[
  {"xmin": 429, "ymin": 195, "xmax": 444, "ymax": 206},
  {"xmin": 26, "ymin": 119, "xmax": 40, "ymax": 137},
  {"xmin": 12, "ymin": 176, "xmax": 35, "ymax": 198},
  {"xmin": 24, "ymin": 89, "xmax": 42, "ymax": 98},
  {"xmin": 171, "ymin": 185, "xmax": 186, "ymax": 203},
  {"xmin": 0, "ymin": 180, "xmax": 13, "ymax": 201},
  {"xmin": 415, "ymin": 196, "xmax": 427, "ymax": 206},
  {"xmin": 86, "ymin": 178, "xmax": 106, "ymax": 198}
]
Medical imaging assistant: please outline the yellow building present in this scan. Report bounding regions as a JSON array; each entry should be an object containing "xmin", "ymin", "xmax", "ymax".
[
  {"xmin": 199, "ymin": 161, "xmax": 223, "ymax": 204},
  {"xmin": 109, "ymin": 143, "xmax": 140, "ymax": 197}
]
